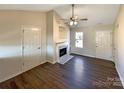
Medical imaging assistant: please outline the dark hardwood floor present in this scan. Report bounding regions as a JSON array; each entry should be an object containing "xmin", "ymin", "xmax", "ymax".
[{"xmin": 0, "ymin": 54, "xmax": 123, "ymax": 89}]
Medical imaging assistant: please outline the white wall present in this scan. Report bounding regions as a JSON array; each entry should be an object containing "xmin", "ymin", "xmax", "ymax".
[
  {"xmin": 46, "ymin": 11, "xmax": 54, "ymax": 62},
  {"xmin": 46, "ymin": 11, "xmax": 70, "ymax": 63},
  {"xmin": 70, "ymin": 24, "xmax": 114, "ymax": 58},
  {"xmin": 0, "ymin": 10, "xmax": 69, "ymax": 82},
  {"xmin": 0, "ymin": 10, "xmax": 46, "ymax": 82},
  {"xmin": 114, "ymin": 5, "xmax": 124, "ymax": 87}
]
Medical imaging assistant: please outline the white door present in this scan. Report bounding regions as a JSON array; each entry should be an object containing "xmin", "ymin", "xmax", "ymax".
[
  {"xmin": 96, "ymin": 31, "xmax": 112, "ymax": 61},
  {"xmin": 22, "ymin": 26, "xmax": 41, "ymax": 71}
]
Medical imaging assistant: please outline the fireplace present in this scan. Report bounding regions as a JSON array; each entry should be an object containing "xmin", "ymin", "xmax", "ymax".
[
  {"xmin": 59, "ymin": 47, "xmax": 67, "ymax": 57},
  {"xmin": 56, "ymin": 42, "xmax": 73, "ymax": 64}
]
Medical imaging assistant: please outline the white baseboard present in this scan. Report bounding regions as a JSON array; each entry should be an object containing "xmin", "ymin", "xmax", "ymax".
[
  {"xmin": 0, "ymin": 71, "xmax": 22, "ymax": 83},
  {"xmin": 46, "ymin": 59, "xmax": 56, "ymax": 64},
  {"xmin": 41, "ymin": 60, "xmax": 47, "ymax": 64},
  {"xmin": 115, "ymin": 65, "xmax": 124, "ymax": 88},
  {"xmin": 71, "ymin": 52, "xmax": 114, "ymax": 62},
  {"xmin": 0, "ymin": 60, "xmax": 47, "ymax": 83},
  {"xmin": 82, "ymin": 54, "xmax": 95, "ymax": 58},
  {"xmin": 71, "ymin": 52, "xmax": 95, "ymax": 58}
]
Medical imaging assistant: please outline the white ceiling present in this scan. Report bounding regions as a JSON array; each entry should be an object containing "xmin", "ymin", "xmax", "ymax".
[
  {"xmin": 0, "ymin": 4, "xmax": 120, "ymax": 27},
  {"xmin": 0, "ymin": 4, "xmax": 64, "ymax": 11},
  {"xmin": 54, "ymin": 4, "xmax": 120, "ymax": 27}
]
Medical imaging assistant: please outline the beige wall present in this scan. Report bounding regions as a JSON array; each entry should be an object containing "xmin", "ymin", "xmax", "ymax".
[
  {"xmin": 0, "ymin": 10, "xmax": 69, "ymax": 82},
  {"xmin": 70, "ymin": 24, "xmax": 114, "ymax": 58},
  {"xmin": 114, "ymin": 5, "xmax": 124, "ymax": 87},
  {"xmin": 46, "ymin": 11, "xmax": 54, "ymax": 62},
  {"xmin": 46, "ymin": 11, "xmax": 70, "ymax": 63},
  {"xmin": 0, "ymin": 10, "xmax": 46, "ymax": 82}
]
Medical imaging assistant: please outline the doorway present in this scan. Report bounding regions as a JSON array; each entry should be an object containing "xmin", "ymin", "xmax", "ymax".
[
  {"xmin": 96, "ymin": 31, "xmax": 113, "ymax": 61},
  {"xmin": 22, "ymin": 26, "xmax": 41, "ymax": 71}
]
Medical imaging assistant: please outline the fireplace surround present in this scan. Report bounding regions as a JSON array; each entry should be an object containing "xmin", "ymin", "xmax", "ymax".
[{"xmin": 56, "ymin": 41, "xmax": 73, "ymax": 64}]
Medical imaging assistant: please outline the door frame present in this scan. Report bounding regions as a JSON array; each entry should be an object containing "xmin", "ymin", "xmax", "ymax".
[
  {"xmin": 21, "ymin": 25, "xmax": 42, "ymax": 71},
  {"xmin": 95, "ymin": 30, "xmax": 113, "ymax": 61}
]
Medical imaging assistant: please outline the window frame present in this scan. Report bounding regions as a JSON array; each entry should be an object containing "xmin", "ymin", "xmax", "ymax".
[{"xmin": 75, "ymin": 32, "xmax": 83, "ymax": 48}]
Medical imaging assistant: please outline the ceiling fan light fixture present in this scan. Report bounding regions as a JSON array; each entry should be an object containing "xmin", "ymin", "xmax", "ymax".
[
  {"xmin": 74, "ymin": 21, "xmax": 78, "ymax": 25},
  {"xmin": 69, "ymin": 20, "xmax": 78, "ymax": 26},
  {"xmin": 61, "ymin": 4, "xmax": 88, "ymax": 27},
  {"xmin": 70, "ymin": 21, "xmax": 74, "ymax": 26}
]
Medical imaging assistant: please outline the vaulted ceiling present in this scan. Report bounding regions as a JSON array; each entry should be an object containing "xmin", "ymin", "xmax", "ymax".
[
  {"xmin": 0, "ymin": 4, "xmax": 120, "ymax": 27},
  {"xmin": 0, "ymin": 4, "xmax": 63, "ymax": 11},
  {"xmin": 54, "ymin": 4, "xmax": 120, "ymax": 27}
]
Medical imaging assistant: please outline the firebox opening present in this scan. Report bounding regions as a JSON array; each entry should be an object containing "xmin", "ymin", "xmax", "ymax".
[{"xmin": 59, "ymin": 48, "xmax": 67, "ymax": 57}]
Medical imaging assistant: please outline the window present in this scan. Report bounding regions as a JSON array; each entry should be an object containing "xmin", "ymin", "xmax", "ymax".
[{"xmin": 75, "ymin": 32, "xmax": 83, "ymax": 48}]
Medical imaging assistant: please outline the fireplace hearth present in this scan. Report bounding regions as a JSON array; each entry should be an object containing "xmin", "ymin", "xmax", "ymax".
[{"xmin": 56, "ymin": 42, "xmax": 73, "ymax": 64}]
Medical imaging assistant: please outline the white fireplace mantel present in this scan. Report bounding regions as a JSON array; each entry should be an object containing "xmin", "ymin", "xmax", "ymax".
[{"xmin": 56, "ymin": 42, "xmax": 73, "ymax": 64}]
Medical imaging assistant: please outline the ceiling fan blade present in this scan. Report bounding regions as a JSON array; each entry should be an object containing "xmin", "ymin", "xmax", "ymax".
[
  {"xmin": 59, "ymin": 19, "xmax": 69, "ymax": 21},
  {"xmin": 79, "ymin": 18, "xmax": 88, "ymax": 21},
  {"xmin": 65, "ymin": 22, "xmax": 69, "ymax": 24}
]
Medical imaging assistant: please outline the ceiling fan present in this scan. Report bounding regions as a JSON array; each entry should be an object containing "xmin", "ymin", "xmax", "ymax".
[{"xmin": 62, "ymin": 4, "xmax": 88, "ymax": 26}]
